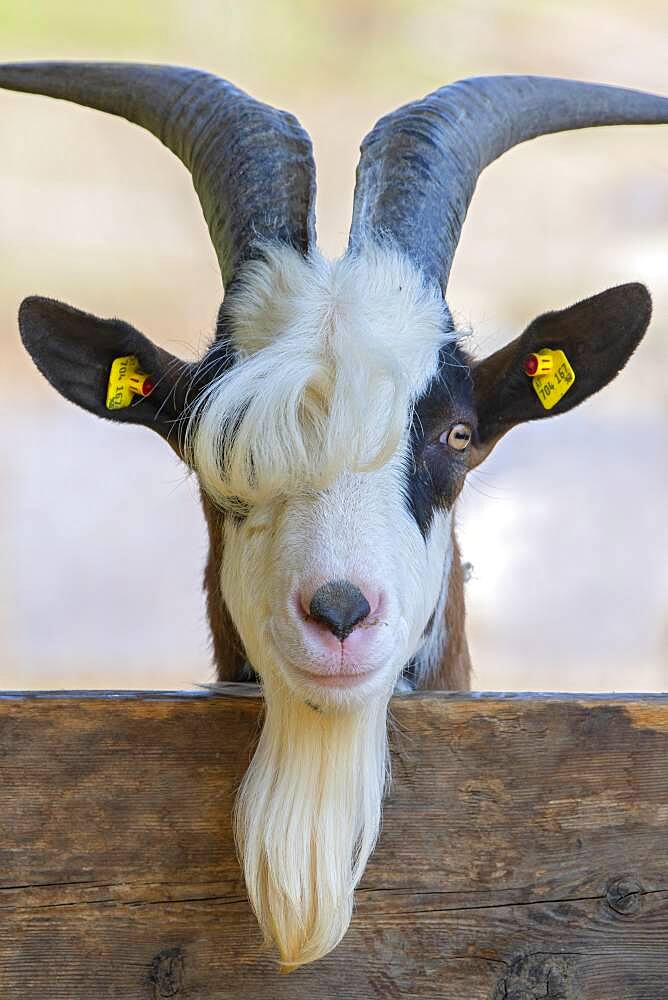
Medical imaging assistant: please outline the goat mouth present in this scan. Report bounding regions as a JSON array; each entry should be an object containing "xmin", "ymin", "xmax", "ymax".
[
  {"xmin": 292, "ymin": 665, "xmax": 379, "ymax": 689},
  {"xmin": 265, "ymin": 621, "xmax": 384, "ymax": 694}
]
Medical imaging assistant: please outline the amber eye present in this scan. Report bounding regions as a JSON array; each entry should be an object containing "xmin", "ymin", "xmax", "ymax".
[{"xmin": 440, "ymin": 422, "xmax": 472, "ymax": 451}]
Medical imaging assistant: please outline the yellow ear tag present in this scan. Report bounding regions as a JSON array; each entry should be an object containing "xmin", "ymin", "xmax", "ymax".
[
  {"xmin": 523, "ymin": 348, "xmax": 576, "ymax": 410},
  {"xmin": 106, "ymin": 355, "xmax": 155, "ymax": 410}
]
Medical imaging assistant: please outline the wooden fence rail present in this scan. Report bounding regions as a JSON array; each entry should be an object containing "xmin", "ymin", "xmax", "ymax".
[{"xmin": 1, "ymin": 690, "xmax": 667, "ymax": 999}]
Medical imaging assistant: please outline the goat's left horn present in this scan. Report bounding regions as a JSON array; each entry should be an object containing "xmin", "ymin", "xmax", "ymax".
[
  {"xmin": 0, "ymin": 61, "xmax": 317, "ymax": 287},
  {"xmin": 349, "ymin": 75, "xmax": 668, "ymax": 295}
]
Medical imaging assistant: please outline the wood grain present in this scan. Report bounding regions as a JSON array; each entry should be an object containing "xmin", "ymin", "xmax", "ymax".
[{"xmin": 1, "ymin": 691, "xmax": 667, "ymax": 998}]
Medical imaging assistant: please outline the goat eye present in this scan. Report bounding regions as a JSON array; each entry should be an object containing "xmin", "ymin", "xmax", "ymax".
[{"xmin": 441, "ymin": 422, "xmax": 472, "ymax": 451}]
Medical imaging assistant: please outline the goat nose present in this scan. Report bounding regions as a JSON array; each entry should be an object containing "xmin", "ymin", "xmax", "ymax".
[{"xmin": 308, "ymin": 580, "xmax": 371, "ymax": 641}]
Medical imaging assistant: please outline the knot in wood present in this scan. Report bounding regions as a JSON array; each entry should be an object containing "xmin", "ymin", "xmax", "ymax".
[
  {"xmin": 606, "ymin": 876, "xmax": 643, "ymax": 915},
  {"xmin": 150, "ymin": 947, "xmax": 185, "ymax": 998},
  {"xmin": 493, "ymin": 956, "xmax": 572, "ymax": 999}
]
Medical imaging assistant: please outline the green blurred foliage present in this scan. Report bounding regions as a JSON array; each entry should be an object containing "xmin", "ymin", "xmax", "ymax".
[
  {"xmin": 0, "ymin": 0, "xmax": 483, "ymax": 95},
  {"xmin": 1, "ymin": 0, "xmax": 165, "ymax": 50},
  {"xmin": 2, "ymin": 0, "xmax": 665, "ymax": 97}
]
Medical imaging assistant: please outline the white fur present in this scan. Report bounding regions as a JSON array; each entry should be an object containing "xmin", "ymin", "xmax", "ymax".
[
  {"xmin": 185, "ymin": 242, "xmax": 450, "ymax": 509},
  {"xmin": 221, "ymin": 453, "xmax": 452, "ymax": 707},
  {"xmin": 187, "ymin": 242, "xmax": 458, "ymax": 965},
  {"xmin": 234, "ymin": 675, "xmax": 390, "ymax": 968}
]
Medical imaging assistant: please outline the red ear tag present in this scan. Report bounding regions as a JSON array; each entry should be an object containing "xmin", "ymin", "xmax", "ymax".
[
  {"xmin": 525, "ymin": 349, "xmax": 576, "ymax": 410},
  {"xmin": 523, "ymin": 352, "xmax": 553, "ymax": 377},
  {"xmin": 106, "ymin": 356, "xmax": 155, "ymax": 410}
]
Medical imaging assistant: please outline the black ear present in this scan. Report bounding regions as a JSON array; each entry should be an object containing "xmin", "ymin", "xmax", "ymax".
[
  {"xmin": 471, "ymin": 283, "xmax": 652, "ymax": 460},
  {"xmin": 19, "ymin": 296, "xmax": 197, "ymax": 454}
]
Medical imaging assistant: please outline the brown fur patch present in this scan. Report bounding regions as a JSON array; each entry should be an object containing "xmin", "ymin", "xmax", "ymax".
[
  {"xmin": 420, "ymin": 521, "xmax": 471, "ymax": 691},
  {"xmin": 200, "ymin": 491, "xmax": 247, "ymax": 681}
]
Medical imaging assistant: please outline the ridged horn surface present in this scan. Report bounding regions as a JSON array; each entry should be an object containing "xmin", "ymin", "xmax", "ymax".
[
  {"xmin": 0, "ymin": 61, "xmax": 317, "ymax": 286},
  {"xmin": 350, "ymin": 75, "xmax": 668, "ymax": 292}
]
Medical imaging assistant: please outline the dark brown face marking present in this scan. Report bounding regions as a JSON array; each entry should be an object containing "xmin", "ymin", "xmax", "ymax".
[
  {"xmin": 401, "ymin": 522, "xmax": 472, "ymax": 691},
  {"xmin": 200, "ymin": 490, "xmax": 249, "ymax": 682},
  {"xmin": 405, "ymin": 340, "xmax": 476, "ymax": 537}
]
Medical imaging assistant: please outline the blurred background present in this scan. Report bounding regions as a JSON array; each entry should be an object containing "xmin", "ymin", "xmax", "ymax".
[{"xmin": 1, "ymin": 0, "xmax": 666, "ymax": 691}]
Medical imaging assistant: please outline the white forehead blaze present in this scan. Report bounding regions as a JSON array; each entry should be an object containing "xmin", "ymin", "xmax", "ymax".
[{"xmin": 185, "ymin": 241, "xmax": 452, "ymax": 508}]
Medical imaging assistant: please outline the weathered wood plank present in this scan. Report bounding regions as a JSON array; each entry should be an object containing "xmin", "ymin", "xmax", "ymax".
[{"xmin": 0, "ymin": 691, "xmax": 667, "ymax": 998}]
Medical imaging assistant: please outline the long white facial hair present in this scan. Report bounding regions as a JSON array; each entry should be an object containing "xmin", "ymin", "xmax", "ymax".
[{"xmin": 234, "ymin": 671, "xmax": 392, "ymax": 969}]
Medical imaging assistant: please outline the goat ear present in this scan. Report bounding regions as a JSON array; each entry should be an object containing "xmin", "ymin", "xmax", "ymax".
[
  {"xmin": 19, "ymin": 296, "xmax": 196, "ymax": 455},
  {"xmin": 470, "ymin": 283, "xmax": 652, "ymax": 464}
]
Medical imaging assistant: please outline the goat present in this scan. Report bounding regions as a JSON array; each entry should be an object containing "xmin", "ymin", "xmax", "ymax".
[{"xmin": 1, "ymin": 63, "xmax": 666, "ymax": 967}]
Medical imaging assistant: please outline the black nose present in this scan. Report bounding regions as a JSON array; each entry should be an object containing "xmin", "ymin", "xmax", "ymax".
[{"xmin": 308, "ymin": 580, "xmax": 371, "ymax": 641}]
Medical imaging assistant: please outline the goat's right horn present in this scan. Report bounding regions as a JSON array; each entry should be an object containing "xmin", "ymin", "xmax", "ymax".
[
  {"xmin": 0, "ymin": 61, "xmax": 317, "ymax": 288},
  {"xmin": 349, "ymin": 75, "xmax": 668, "ymax": 296}
]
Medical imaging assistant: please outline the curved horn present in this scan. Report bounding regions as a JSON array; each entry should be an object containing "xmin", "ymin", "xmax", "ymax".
[
  {"xmin": 0, "ymin": 61, "xmax": 316, "ymax": 287},
  {"xmin": 349, "ymin": 75, "xmax": 668, "ymax": 293}
]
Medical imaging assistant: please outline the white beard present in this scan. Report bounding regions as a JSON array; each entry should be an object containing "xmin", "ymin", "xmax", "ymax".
[{"xmin": 234, "ymin": 673, "xmax": 391, "ymax": 968}]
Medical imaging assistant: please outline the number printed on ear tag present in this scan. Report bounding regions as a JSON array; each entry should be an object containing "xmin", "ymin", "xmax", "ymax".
[
  {"xmin": 106, "ymin": 355, "xmax": 155, "ymax": 410},
  {"xmin": 530, "ymin": 349, "xmax": 575, "ymax": 410}
]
